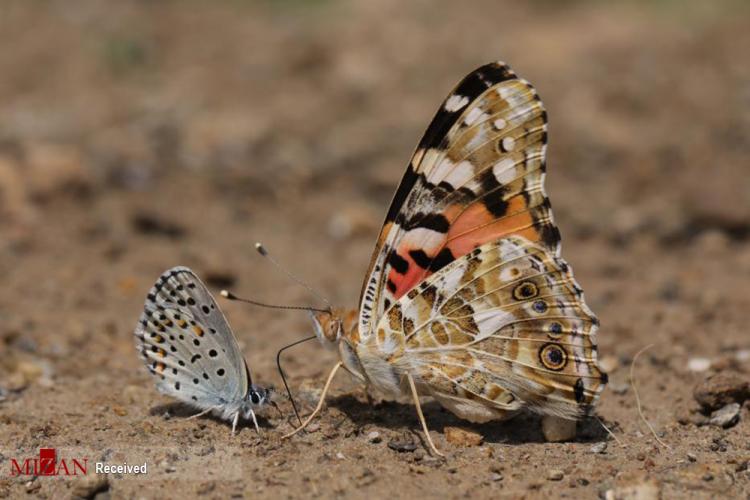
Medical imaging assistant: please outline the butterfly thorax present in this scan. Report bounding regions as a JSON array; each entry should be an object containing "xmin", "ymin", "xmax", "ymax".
[{"xmin": 312, "ymin": 308, "xmax": 412, "ymax": 398}]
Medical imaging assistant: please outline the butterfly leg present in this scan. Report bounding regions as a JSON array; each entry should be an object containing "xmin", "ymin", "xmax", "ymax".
[
  {"xmin": 249, "ymin": 409, "xmax": 260, "ymax": 434},
  {"xmin": 406, "ymin": 373, "xmax": 445, "ymax": 458},
  {"xmin": 282, "ymin": 361, "xmax": 342, "ymax": 439},
  {"xmin": 232, "ymin": 412, "xmax": 239, "ymax": 435},
  {"xmin": 187, "ymin": 406, "xmax": 217, "ymax": 420}
]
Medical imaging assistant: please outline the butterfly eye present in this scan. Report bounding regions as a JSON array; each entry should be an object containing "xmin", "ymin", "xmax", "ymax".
[
  {"xmin": 250, "ymin": 391, "xmax": 261, "ymax": 405},
  {"xmin": 512, "ymin": 281, "xmax": 538, "ymax": 301},
  {"xmin": 539, "ymin": 343, "xmax": 567, "ymax": 371}
]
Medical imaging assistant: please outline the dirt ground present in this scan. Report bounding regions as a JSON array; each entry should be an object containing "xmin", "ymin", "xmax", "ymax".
[{"xmin": 1, "ymin": 0, "xmax": 750, "ymax": 498}]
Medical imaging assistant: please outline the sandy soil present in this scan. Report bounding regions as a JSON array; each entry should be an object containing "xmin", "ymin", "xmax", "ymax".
[{"xmin": 1, "ymin": 1, "xmax": 749, "ymax": 498}]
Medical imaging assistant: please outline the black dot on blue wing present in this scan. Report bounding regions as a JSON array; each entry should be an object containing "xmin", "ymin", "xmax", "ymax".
[
  {"xmin": 191, "ymin": 396, "xmax": 197, "ymax": 401},
  {"xmin": 170, "ymin": 345, "xmax": 176, "ymax": 352},
  {"xmin": 193, "ymin": 339, "xmax": 200, "ymax": 346},
  {"xmin": 217, "ymin": 368, "xmax": 225, "ymax": 377},
  {"xmin": 191, "ymin": 354, "xmax": 201, "ymax": 363},
  {"xmin": 533, "ymin": 300, "xmax": 548, "ymax": 313},
  {"xmin": 209, "ymin": 328, "xmax": 216, "ymax": 334},
  {"xmin": 209, "ymin": 349, "xmax": 217, "ymax": 358},
  {"xmin": 179, "ymin": 334, "xmax": 184, "ymax": 340},
  {"xmin": 193, "ymin": 378, "xmax": 199, "ymax": 384},
  {"xmin": 187, "ymin": 297, "xmax": 196, "ymax": 306},
  {"xmin": 178, "ymin": 360, "xmax": 185, "ymax": 366},
  {"xmin": 172, "ymin": 368, "xmax": 177, "ymax": 375},
  {"xmin": 151, "ymin": 346, "xmax": 158, "ymax": 352},
  {"xmin": 188, "ymin": 283, "xmax": 196, "ymax": 289},
  {"xmin": 177, "ymin": 299, "xmax": 186, "ymax": 306},
  {"xmin": 175, "ymin": 382, "xmax": 180, "ymax": 390},
  {"xmin": 201, "ymin": 305, "xmax": 210, "ymax": 314},
  {"xmin": 203, "ymin": 373, "xmax": 209, "ymax": 380}
]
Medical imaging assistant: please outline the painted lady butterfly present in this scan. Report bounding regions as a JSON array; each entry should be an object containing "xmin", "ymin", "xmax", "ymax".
[{"xmin": 287, "ymin": 62, "xmax": 607, "ymax": 455}]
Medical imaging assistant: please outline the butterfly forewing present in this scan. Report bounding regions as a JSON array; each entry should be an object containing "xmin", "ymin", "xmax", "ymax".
[
  {"xmin": 359, "ymin": 62, "xmax": 559, "ymax": 339},
  {"xmin": 134, "ymin": 267, "xmax": 249, "ymax": 409}
]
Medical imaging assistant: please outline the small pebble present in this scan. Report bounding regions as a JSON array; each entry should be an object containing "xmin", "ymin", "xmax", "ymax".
[
  {"xmin": 366, "ymin": 431, "xmax": 382, "ymax": 444},
  {"xmin": 708, "ymin": 403, "xmax": 741, "ymax": 428},
  {"xmin": 490, "ymin": 472, "xmax": 504, "ymax": 482},
  {"xmin": 25, "ymin": 479, "xmax": 40, "ymax": 494},
  {"xmin": 603, "ymin": 482, "xmax": 659, "ymax": 500},
  {"xmin": 541, "ymin": 415, "xmax": 576, "ymax": 442},
  {"xmin": 590, "ymin": 442, "xmax": 608, "ymax": 454},
  {"xmin": 112, "ymin": 406, "xmax": 128, "ymax": 417},
  {"xmin": 547, "ymin": 470, "xmax": 564, "ymax": 481},
  {"xmin": 444, "ymin": 426, "xmax": 484, "ymax": 447},
  {"xmin": 388, "ymin": 436, "xmax": 417, "ymax": 453},
  {"xmin": 598, "ymin": 355, "xmax": 619, "ymax": 373},
  {"xmin": 694, "ymin": 372, "xmax": 750, "ymax": 411},
  {"xmin": 610, "ymin": 383, "xmax": 630, "ymax": 395},
  {"xmin": 688, "ymin": 358, "xmax": 711, "ymax": 372},
  {"xmin": 687, "ymin": 453, "xmax": 697, "ymax": 462}
]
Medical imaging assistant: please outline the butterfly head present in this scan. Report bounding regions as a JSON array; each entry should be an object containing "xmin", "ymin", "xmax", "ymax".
[
  {"xmin": 311, "ymin": 310, "xmax": 344, "ymax": 345},
  {"xmin": 244, "ymin": 384, "xmax": 270, "ymax": 411}
]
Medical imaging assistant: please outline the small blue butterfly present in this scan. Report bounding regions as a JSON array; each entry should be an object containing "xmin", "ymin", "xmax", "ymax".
[{"xmin": 134, "ymin": 267, "xmax": 272, "ymax": 433}]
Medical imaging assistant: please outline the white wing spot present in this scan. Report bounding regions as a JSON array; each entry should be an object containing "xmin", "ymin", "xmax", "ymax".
[
  {"xmin": 445, "ymin": 94, "xmax": 469, "ymax": 112},
  {"xmin": 492, "ymin": 157, "xmax": 517, "ymax": 185},
  {"xmin": 463, "ymin": 107, "xmax": 487, "ymax": 126},
  {"xmin": 493, "ymin": 118, "xmax": 507, "ymax": 130},
  {"xmin": 502, "ymin": 137, "xmax": 516, "ymax": 152},
  {"xmin": 443, "ymin": 160, "xmax": 475, "ymax": 188}
]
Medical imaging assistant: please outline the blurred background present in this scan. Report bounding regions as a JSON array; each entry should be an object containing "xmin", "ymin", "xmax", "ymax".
[{"xmin": 1, "ymin": 0, "xmax": 749, "ymax": 497}]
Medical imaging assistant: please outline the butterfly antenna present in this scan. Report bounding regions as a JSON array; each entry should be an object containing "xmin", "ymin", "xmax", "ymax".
[
  {"xmin": 276, "ymin": 335, "xmax": 317, "ymax": 427},
  {"xmin": 255, "ymin": 242, "xmax": 332, "ymax": 312},
  {"xmin": 220, "ymin": 290, "xmax": 329, "ymax": 314}
]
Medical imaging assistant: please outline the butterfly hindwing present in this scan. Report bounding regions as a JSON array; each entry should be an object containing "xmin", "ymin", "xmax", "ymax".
[
  {"xmin": 359, "ymin": 62, "xmax": 559, "ymax": 339},
  {"xmin": 365, "ymin": 237, "xmax": 605, "ymax": 421},
  {"xmin": 134, "ymin": 267, "xmax": 250, "ymax": 410}
]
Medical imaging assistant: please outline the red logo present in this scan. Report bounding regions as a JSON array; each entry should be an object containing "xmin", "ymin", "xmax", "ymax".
[{"xmin": 9, "ymin": 448, "xmax": 88, "ymax": 476}]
